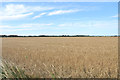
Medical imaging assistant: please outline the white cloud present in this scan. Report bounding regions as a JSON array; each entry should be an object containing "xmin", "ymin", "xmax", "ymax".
[
  {"xmin": 0, "ymin": 4, "xmax": 54, "ymax": 21},
  {"xmin": 58, "ymin": 20, "xmax": 117, "ymax": 28},
  {"xmin": 1, "ymin": 0, "xmax": 119, "ymax": 2},
  {"xmin": 21, "ymin": 23, "xmax": 54, "ymax": 28},
  {"xmin": 1, "ymin": 29, "xmax": 33, "ymax": 32},
  {"xmin": 112, "ymin": 15, "xmax": 118, "ymax": 18},
  {"xmin": 58, "ymin": 23, "xmax": 83, "ymax": 27},
  {"xmin": 0, "ymin": 12, "xmax": 33, "ymax": 21},
  {"xmin": 0, "ymin": 23, "xmax": 54, "ymax": 34},
  {"xmin": 33, "ymin": 12, "xmax": 47, "ymax": 19},
  {"xmin": 33, "ymin": 9, "xmax": 81, "ymax": 18},
  {"xmin": 0, "ymin": 23, "xmax": 54, "ymax": 35},
  {"xmin": 0, "ymin": 23, "xmax": 54, "ymax": 29},
  {"xmin": 48, "ymin": 9, "xmax": 80, "ymax": 16},
  {"xmin": 0, "ymin": 25, "xmax": 13, "ymax": 28}
]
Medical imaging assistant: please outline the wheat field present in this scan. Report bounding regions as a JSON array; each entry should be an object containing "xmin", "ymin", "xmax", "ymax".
[{"xmin": 2, "ymin": 37, "xmax": 118, "ymax": 78}]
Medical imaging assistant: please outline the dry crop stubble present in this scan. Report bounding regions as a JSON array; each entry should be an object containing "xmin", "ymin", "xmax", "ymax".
[{"xmin": 2, "ymin": 37, "xmax": 118, "ymax": 78}]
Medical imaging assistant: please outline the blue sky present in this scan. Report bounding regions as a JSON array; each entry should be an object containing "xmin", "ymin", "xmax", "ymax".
[{"xmin": 0, "ymin": 2, "xmax": 118, "ymax": 35}]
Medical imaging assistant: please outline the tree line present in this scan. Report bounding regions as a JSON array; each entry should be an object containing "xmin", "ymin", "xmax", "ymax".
[{"xmin": 0, "ymin": 35, "xmax": 118, "ymax": 37}]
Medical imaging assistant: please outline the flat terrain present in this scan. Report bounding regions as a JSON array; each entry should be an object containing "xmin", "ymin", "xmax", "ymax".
[{"xmin": 2, "ymin": 37, "xmax": 118, "ymax": 78}]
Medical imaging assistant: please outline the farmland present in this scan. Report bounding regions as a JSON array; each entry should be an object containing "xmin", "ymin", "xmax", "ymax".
[{"xmin": 2, "ymin": 37, "xmax": 118, "ymax": 78}]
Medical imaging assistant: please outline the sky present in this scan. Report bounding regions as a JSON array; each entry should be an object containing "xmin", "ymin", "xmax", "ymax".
[
  {"xmin": 0, "ymin": 0, "xmax": 119, "ymax": 2},
  {"xmin": 0, "ymin": 2, "xmax": 118, "ymax": 36}
]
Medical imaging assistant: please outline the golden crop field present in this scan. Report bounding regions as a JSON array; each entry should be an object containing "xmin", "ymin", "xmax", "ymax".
[{"xmin": 2, "ymin": 37, "xmax": 118, "ymax": 78}]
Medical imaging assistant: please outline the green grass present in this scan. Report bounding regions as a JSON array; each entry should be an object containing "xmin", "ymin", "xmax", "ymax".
[
  {"xmin": 0, "ymin": 59, "xmax": 59, "ymax": 79},
  {"xmin": 0, "ymin": 59, "xmax": 31, "ymax": 79}
]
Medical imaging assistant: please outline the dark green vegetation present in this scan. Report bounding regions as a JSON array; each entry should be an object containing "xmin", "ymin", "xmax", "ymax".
[
  {"xmin": 0, "ymin": 59, "xmax": 31, "ymax": 79},
  {"xmin": 0, "ymin": 35, "xmax": 118, "ymax": 37}
]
